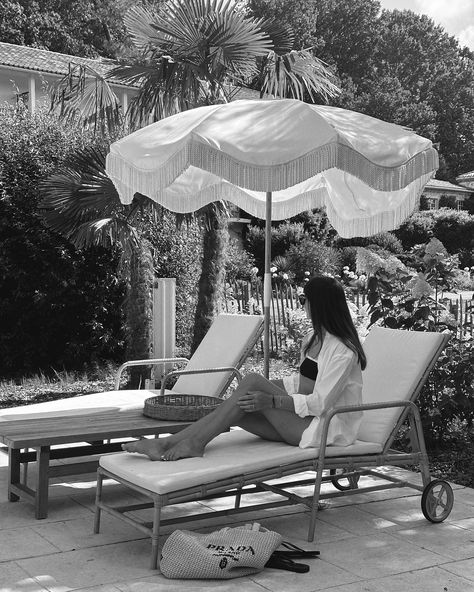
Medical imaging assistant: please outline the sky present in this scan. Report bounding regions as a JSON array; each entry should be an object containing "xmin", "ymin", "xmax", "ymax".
[{"xmin": 378, "ymin": 0, "xmax": 474, "ymax": 51}]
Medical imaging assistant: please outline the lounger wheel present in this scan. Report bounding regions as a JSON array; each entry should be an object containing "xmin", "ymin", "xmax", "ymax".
[
  {"xmin": 329, "ymin": 469, "xmax": 360, "ymax": 491},
  {"xmin": 421, "ymin": 479, "xmax": 454, "ymax": 523}
]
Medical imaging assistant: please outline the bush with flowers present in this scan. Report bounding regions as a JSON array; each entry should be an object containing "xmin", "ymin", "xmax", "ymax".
[{"xmin": 356, "ymin": 238, "xmax": 474, "ymax": 448}]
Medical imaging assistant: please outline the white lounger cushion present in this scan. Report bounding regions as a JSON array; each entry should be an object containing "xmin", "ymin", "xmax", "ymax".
[
  {"xmin": 99, "ymin": 430, "xmax": 382, "ymax": 495},
  {"xmin": 0, "ymin": 390, "xmax": 155, "ymax": 421},
  {"xmin": 172, "ymin": 314, "xmax": 263, "ymax": 397},
  {"xmin": 358, "ymin": 327, "xmax": 446, "ymax": 445}
]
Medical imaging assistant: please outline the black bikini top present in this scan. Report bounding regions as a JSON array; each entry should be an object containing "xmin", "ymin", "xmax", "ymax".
[{"xmin": 299, "ymin": 356, "xmax": 318, "ymax": 381}]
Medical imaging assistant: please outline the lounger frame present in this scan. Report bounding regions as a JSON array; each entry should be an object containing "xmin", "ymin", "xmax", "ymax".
[{"xmin": 94, "ymin": 332, "xmax": 450, "ymax": 570}]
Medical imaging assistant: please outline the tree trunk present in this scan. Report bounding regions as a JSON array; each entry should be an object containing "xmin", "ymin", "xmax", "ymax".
[
  {"xmin": 192, "ymin": 206, "xmax": 229, "ymax": 353},
  {"xmin": 125, "ymin": 240, "xmax": 154, "ymax": 388}
]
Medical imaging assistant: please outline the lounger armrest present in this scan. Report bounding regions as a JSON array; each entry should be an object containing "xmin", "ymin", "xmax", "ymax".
[
  {"xmin": 317, "ymin": 399, "xmax": 419, "ymax": 455},
  {"xmin": 115, "ymin": 357, "xmax": 189, "ymax": 390},
  {"xmin": 160, "ymin": 367, "xmax": 243, "ymax": 396}
]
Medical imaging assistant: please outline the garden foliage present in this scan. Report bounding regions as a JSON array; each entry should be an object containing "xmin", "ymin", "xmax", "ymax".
[
  {"xmin": 0, "ymin": 106, "xmax": 126, "ymax": 378},
  {"xmin": 394, "ymin": 209, "xmax": 474, "ymax": 267},
  {"xmin": 357, "ymin": 238, "xmax": 474, "ymax": 447}
]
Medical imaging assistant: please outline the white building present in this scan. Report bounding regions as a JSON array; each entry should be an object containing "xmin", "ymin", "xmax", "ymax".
[
  {"xmin": 0, "ymin": 41, "xmax": 137, "ymax": 114},
  {"xmin": 422, "ymin": 178, "xmax": 473, "ymax": 210}
]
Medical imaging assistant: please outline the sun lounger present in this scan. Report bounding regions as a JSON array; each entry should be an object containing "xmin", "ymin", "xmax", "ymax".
[
  {"xmin": 0, "ymin": 313, "xmax": 263, "ymax": 518},
  {"xmin": 94, "ymin": 327, "xmax": 452, "ymax": 570},
  {"xmin": 114, "ymin": 312, "xmax": 264, "ymax": 395}
]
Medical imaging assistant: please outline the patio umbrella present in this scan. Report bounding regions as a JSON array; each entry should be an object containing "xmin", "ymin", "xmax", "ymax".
[{"xmin": 106, "ymin": 98, "xmax": 438, "ymax": 376}]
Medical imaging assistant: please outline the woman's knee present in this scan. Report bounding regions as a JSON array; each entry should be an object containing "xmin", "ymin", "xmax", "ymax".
[{"xmin": 240, "ymin": 372, "xmax": 266, "ymax": 389}]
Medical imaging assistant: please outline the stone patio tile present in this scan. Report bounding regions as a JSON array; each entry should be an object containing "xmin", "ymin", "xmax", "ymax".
[
  {"xmin": 31, "ymin": 514, "xmax": 146, "ymax": 551},
  {"xmin": 68, "ymin": 482, "xmax": 146, "ymax": 510},
  {"xmin": 0, "ymin": 497, "xmax": 92, "ymax": 529},
  {"xmin": 389, "ymin": 521, "xmax": 474, "ymax": 560},
  {"xmin": 315, "ymin": 504, "xmax": 398, "ymax": 535},
  {"xmin": 351, "ymin": 493, "xmax": 468, "ymax": 529},
  {"xmin": 0, "ymin": 526, "xmax": 59, "ymax": 562},
  {"xmin": 0, "ymin": 561, "xmax": 50, "ymax": 592},
  {"xmin": 16, "ymin": 539, "xmax": 158, "ymax": 591},
  {"xmin": 45, "ymin": 586, "xmax": 121, "ymax": 592},
  {"xmin": 437, "ymin": 557, "xmax": 474, "ymax": 582},
  {"xmin": 115, "ymin": 577, "xmax": 271, "ymax": 592},
  {"xmin": 449, "ymin": 486, "xmax": 474, "ymax": 506},
  {"xmin": 323, "ymin": 566, "xmax": 474, "ymax": 592},
  {"xmin": 314, "ymin": 532, "xmax": 445, "ymax": 580},
  {"xmin": 450, "ymin": 515, "xmax": 474, "ymax": 530},
  {"xmin": 250, "ymin": 558, "xmax": 360, "ymax": 592},
  {"xmin": 328, "ymin": 489, "xmax": 421, "ymax": 509},
  {"xmin": 256, "ymin": 511, "xmax": 357, "ymax": 544}
]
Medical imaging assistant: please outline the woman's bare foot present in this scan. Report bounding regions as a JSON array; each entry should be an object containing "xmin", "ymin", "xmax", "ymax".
[
  {"xmin": 121, "ymin": 437, "xmax": 172, "ymax": 461},
  {"xmin": 161, "ymin": 437, "xmax": 205, "ymax": 461}
]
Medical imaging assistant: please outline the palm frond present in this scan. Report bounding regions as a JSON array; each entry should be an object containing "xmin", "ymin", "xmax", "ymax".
[
  {"xmin": 259, "ymin": 49, "xmax": 340, "ymax": 102},
  {"xmin": 71, "ymin": 217, "xmax": 141, "ymax": 255},
  {"xmin": 121, "ymin": 0, "xmax": 274, "ymax": 122},
  {"xmin": 40, "ymin": 146, "xmax": 124, "ymax": 239},
  {"xmin": 123, "ymin": 4, "xmax": 163, "ymax": 51},
  {"xmin": 50, "ymin": 63, "xmax": 122, "ymax": 135},
  {"xmin": 40, "ymin": 145, "xmax": 163, "ymax": 253},
  {"xmin": 257, "ymin": 17, "xmax": 294, "ymax": 56}
]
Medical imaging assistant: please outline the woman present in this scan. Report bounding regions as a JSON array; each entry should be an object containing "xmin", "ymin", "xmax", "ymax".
[{"xmin": 122, "ymin": 275, "xmax": 367, "ymax": 461}]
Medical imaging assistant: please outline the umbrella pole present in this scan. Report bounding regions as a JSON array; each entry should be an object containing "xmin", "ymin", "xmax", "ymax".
[{"xmin": 263, "ymin": 191, "xmax": 272, "ymax": 378}]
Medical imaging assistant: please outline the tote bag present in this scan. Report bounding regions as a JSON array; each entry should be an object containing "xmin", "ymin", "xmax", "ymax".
[{"xmin": 160, "ymin": 522, "xmax": 282, "ymax": 579}]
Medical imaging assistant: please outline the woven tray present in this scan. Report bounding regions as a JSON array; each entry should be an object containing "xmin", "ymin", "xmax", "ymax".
[{"xmin": 143, "ymin": 394, "xmax": 222, "ymax": 421}]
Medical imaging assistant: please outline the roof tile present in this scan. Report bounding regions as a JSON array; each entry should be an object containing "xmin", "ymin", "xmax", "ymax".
[{"xmin": 0, "ymin": 41, "xmax": 135, "ymax": 86}]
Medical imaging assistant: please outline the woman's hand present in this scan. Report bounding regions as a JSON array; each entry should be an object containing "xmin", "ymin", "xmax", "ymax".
[{"xmin": 237, "ymin": 390, "xmax": 273, "ymax": 412}]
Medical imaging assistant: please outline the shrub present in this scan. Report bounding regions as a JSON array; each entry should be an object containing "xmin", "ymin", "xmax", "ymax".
[
  {"xmin": 145, "ymin": 211, "xmax": 203, "ymax": 354},
  {"xmin": 338, "ymin": 246, "xmax": 358, "ymax": 270},
  {"xmin": 288, "ymin": 209, "xmax": 337, "ymax": 244},
  {"xmin": 278, "ymin": 307, "xmax": 312, "ymax": 366},
  {"xmin": 334, "ymin": 232, "xmax": 403, "ymax": 254},
  {"xmin": 393, "ymin": 211, "xmax": 435, "ymax": 249},
  {"xmin": 245, "ymin": 221, "xmax": 306, "ymax": 273},
  {"xmin": 359, "ymin": 237, "xmax": 474, "ymax": 447},
  {"xmin": 395, "ymin": 208, "xmax": 474, "ymax": 258},
  {"xmin": 285, "ymin": 237, "xmax": 342, "ymax": 283},
  {"xmin": 418, "ymin": 340, "xmax": 474, "ymax": 447},
  {"xmin": 225, "ymin": 237, "xmax": 256, "ymax": 282},
  {"xmin": 0, "ymin": 106, "xmax": 126, "ymax": 378}
]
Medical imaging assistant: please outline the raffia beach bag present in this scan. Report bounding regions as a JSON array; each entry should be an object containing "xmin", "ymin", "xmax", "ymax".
[{"xmin": 160, "ymin": 523, "xmax": 282, "ymax": 579}]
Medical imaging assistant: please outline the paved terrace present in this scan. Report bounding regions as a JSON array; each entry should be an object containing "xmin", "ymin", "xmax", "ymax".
[{"xmin": 1, "ymin": 452, "xmax": 474, "ymax": 592}]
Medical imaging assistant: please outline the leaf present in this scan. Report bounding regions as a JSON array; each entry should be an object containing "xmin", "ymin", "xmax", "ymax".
[
  {"xmin": 414, "ymin": 306, "xmax": 431, "ymax": 320},
  {"xmin": 370, "ymin": 309, "xmax": 384, "ymax": 325},
  {"xmin": 367, "ymin": 276, "xmax": 378, "ymax": 291},
  {"xmin": 49, "ymin": 63, "xmax": 122, "ymax": 135},
  {"xmin": 259, "ymin": 49, "xmax": 339, "ymax": 101},
  {"xmin": 381, "ymin": 298, "xmax": 394, "ymax": 309},
  {"xmin": 384, "ymin": 316, "xmax": 399, "ymax": 329},
  {"xmin": 368, "ymin": 291, "xmax": 379, "ymax": 306}
]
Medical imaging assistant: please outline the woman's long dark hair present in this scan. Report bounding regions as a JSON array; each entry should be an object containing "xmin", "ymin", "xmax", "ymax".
[{"xmin": 303, "ymin": 276, "xmax": 367, "ymax": 370}]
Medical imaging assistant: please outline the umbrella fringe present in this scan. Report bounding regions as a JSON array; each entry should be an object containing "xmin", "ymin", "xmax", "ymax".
[
  {"xmin": 325, "ymin": 172, "xmax": 435, "ymax": 239},
  {"xmin": 106, "ymin": 139, "xmax": 438, "ymax": 204}
]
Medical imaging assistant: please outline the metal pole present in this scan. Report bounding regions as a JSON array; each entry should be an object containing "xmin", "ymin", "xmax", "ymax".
[{"xmin": 263, "ymin": 191, "xmax": 272, "ymax": 378}]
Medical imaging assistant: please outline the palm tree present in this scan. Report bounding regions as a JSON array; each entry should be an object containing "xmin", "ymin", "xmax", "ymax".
[
  {"xmin": 40, "ymin": 146, "xmax": 157, "ymax": 387},
  {"xmin": 46, "ymin": 0, "xmax": 339, "ymax": 354}
]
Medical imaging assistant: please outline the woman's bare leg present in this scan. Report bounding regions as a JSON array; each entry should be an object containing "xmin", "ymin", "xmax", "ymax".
[
  {"xmin": 122, "ymin": 373, "xmax": 287, "ymax": 459},
  {"xmin": 162, "ymin": 375, "xmax": 311, "ymax": 460}
]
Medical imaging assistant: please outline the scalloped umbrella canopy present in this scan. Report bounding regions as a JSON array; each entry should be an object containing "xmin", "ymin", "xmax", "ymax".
[{"xmin": 106, "ymin": 98, "xmax": 438, "ymax": 375}]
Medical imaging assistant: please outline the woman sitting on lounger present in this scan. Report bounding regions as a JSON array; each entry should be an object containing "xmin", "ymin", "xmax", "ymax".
[{"xmin": 123, "ymin": 275, "xmax": 367, "ymax": 461}]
